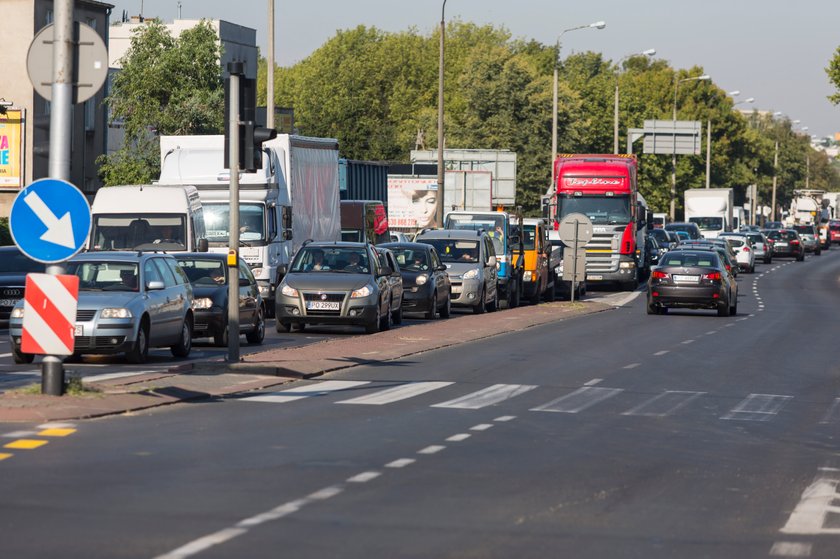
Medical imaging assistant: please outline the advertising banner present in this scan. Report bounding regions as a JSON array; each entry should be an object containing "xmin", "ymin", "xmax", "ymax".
[
  {"xmin": 387, "ymin": 177, "xmax": 438, "ymax": 229},
  {"xmin": 0, "ymin": 109, "xmax": 24, "ymax": 189}
]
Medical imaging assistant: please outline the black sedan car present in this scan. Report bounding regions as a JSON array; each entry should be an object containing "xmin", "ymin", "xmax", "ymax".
[
  {"xmin": 764, "ymin": 229, "xmax": 805, "ymax": 261},
  {"xmin": 379, "ymin": 242, "xmax": 452, "ymax": 319},
  {"xmin": 175, "ymin": 254, "xmax": 265, "ymax": 346},
  {"xmin": 0, "ymin": 247, "xmax": 42, "ymax": 326},
  {"xmin": 647, "ymin": 249, "xmax": 738, "ymax": 317}
]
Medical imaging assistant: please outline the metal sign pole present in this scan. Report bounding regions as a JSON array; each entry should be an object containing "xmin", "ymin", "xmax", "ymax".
[
  {"xmin": 570, "ymin": 220, "xmax": 579, "ymax": 303},
  {"xmin": 228, "ymin": 67, "xmax": 241, "ymax": 363},
  {"xmin": 43, "ymin": 0, "xmax": 74, "ymax": 396}
]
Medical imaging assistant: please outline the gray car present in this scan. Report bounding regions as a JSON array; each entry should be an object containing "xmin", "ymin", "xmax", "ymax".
[
  {"xmin": 415, "ymin": 229, "xmax": 499, "ymax": 313},
  {"xmin": 8, "ymin": 252, "xmax": 194, "ymax": 364},
  {"xmin": 275, "ymin": 242, "xmax": 397, "ymax": 334}
]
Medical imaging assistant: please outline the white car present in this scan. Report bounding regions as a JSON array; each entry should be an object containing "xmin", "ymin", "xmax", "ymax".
[
  {"xmin": 741, "ymin": 231, "xmax": 772, "ymax": 264},
  {"xmin": 719, "ymin": 233, "xmax": 755, "ymax": 273}
]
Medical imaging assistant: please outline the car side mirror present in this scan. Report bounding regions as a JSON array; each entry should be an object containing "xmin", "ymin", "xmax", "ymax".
[
  {"xmin": 146, "ymin": 280, "xmax": 165, "ymax": 291},
  {"xmin": 435, "ymin": 264, "xmax": 447, "ymax": 272},
  {"xmin": 197, "ymin": 238, "xmax": 209, "ymax": 253},
  {"xmin": 487, "ymin": 256, "xmax": 497, "ymax": 267},
  {"xmin": 239, "ymin": 278, "xmax": 250, "ymax": 287}
]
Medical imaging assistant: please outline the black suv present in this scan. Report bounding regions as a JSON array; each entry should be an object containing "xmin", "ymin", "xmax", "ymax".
[{"xmin": 0, "ymin": 247, "xmax": 42, "ymax": 326}]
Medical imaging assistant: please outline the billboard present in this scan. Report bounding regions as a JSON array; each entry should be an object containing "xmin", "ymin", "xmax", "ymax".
[
  {"xmin": 0, "ymin": 109, "xmax": 24, "ymax": 189},
  {"xmin": 387, "ymin": 176, "xmax": 438, "ymax": 229}
]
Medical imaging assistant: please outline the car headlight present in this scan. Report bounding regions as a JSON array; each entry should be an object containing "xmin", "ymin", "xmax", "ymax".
[
  {"xmin": 251, "ymin": 267, "xmax": 263, "ymax": 277},
  {"xmin": 462, "ymin": 268, "xmax": 479, "ymax": 280},
  {"xmin": 10, "ymin": 307, "xmax": 24, "ymax": 319},
  {"xmin": 523, "ymin": 271, "xmax": 533, "ymax": 281},
  {"xmin": 351, "ymin": 285, "xmax": 373, "ymax": 298},
  {"xmin": 415, "ymin": 274, "xmax": 428, "ymax": 286},
  {"xmin": 281, "ymin": 284, "xmax": 299, "ymax": 297},
  {"xmin": 101, "ymin": 308, "xmax": 133, "ymax": 319},
  {"xmin": 258, "ymin": 284, "xmax": 271, "ymax": 297},
  {"xmin": 555, "ymin": 265, "xmax": 563, "ymax": 274},
  {"xmin": 191, "ymin": 298, "xmax": 213, "ymax": 310}
]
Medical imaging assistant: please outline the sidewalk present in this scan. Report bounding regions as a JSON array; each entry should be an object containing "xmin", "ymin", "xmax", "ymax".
[{"xmin": 0, "ymin": 299, "xmax": 613, "ymax": 422}]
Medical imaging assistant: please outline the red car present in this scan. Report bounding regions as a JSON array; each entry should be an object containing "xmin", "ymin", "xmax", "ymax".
[{"xmin": 829, "ymin": 220, "xmax": 840, "ymax": 244}]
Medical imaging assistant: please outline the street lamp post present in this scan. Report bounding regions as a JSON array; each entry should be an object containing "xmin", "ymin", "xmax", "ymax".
[
  {"xmin": 435, "ymin": 0, "xmax": 448, "ymax": 228},
  {"xmin": 551, "ymin": 20, "xmax": 605, "ymax": 185},
  {"xmin": 671, "ymin": 74, "xmax": 710, "ymax": 220},
  {"xmin": 613, "ymin": 49, "xmax": 655, "ymax": 154}
]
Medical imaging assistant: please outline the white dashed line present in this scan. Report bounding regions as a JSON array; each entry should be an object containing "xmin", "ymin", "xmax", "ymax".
[
  {"xmin": 418, "ymin": 445, "xmax": 446, "ymax": 455},
  {"xmin": 681, "ymin": 339, "xmax": 695, "ymax": 345},
  {"xmin": 654, "ymin": 350, "xmax": 669, "ymax": 356},
  {"xmin": 706, "ymin": 331, "xmax": 717, "ymax": 336},
  {"xmin": 584, "ymin": 378, "xmax": 603, "ymax": 386},
  {"xmin": 769, "ymin": 542, "xmax": 812, "ymax": 557},
  {"xmin": 385, "ymin": 458, "xmax": 416, "ymax": 469},
  {"xmin": 470, "ymin": 424, "xmax": 494, "ymax": 431},
  {"xmin": 347, "ymin": 471, "xmax": 381, "ymax": 483},
  {"xmin": 622, "ymin": 363, "xmax": 640, "ymax": 369},
  {"xmin": 446, "ymin": 433, "xmax": 471, "ymax": 442},
  {"xmin": 307, "ymin": 486, "xmax": 344, "ymax": 500},
  {"xmin": 494, "ymin": 415, "xmax": 517, "ymax": 422}
]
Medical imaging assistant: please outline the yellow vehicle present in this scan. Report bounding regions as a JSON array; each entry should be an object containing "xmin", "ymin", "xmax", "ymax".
[{"xmin": 513, "ymin": 218, "xmax": 555, "ymax": 304}]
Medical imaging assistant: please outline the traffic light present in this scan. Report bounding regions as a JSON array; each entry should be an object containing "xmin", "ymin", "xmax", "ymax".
[{"xmin": 224, "ymin": 68, "xmax": 277, "ymax": 172}]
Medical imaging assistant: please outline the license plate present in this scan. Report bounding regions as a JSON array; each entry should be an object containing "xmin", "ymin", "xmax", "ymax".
[
  {"xmin": 586, "ymin": 275, "xmax": 603, "ymax": 281},
  {"xmin": 775, "ymin": 242, "xmax": 788, "ymax": 247},
  {"xmin": 0, "ymin": 299, "xmax": 17, "ymax": 307},
  {"xmin": 306, "ymin": 301, "xmax": 340, "ymax": 311},
  {"xmin": 451, "ymin": 286, "xmax": 462, "ymax": 294},
  {"xmin": 74, "ymin": 325, "xmax": 84, "ymax": 336},
  {"xmin": 673, "ymin": 274, "xmax": 700, "ymax": 282}
]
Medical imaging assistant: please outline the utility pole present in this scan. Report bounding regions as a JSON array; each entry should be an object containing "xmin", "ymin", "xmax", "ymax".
[
  {"xmin": 435, "ymin": 0, "xmax": 447, "ymax": 229},
  {"xmin": 266, "ymin": 0, "xmax": 275, "ymax": 129},
  {"xmin": 227, "ymin": 62, "xmax": 243, "ymax": 363},
  {"xmin": 705, "ymin": 119, "xmax": 711, "ymax": 188},
  {"xmin": 771, "ymin": 140, "xmax": 779, "ymax": 221}
]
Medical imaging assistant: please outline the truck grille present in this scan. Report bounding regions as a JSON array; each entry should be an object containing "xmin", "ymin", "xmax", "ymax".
[{"xmin": 584, "ymin": 229, "xmax": 623, "ymax": 273}]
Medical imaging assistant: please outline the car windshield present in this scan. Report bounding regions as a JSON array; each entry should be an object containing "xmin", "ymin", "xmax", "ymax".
[
  {"xmin": 660, "ymin": 252, "xmax": 720, "ymax": 268},
  {"xmin": 0, "ymin": 252, "xmax": 43, "ymax": 274},
  {"xmin": 422, "ymin": 239, "xmax": 480, "ymax": 263},
  {"xmin": 91, "ymin": 214, "xmax": 187, "ymax": 251},
  {"xmin": 389, "ymin": 248, "xmax": 431, "ymax": 272},
  {"xmin": 521, "ymin": 225, "xmax": 537, "ymax": 251},
  {"xmin": 688, "ymin": 217, "xmax": 724, "ymax": 231},
  {"xmin": 446, "ymin": 214, "xmax": 505, "ymax": 254},
  {"xmin": 67, "ymin": 261, "xmax": 141, "ymax": 292},
  {"xmin": 557, "ymin": 194, "xmax": 631, "ymax": 225},
  {"xmin": 203, "ymin": 203, "xmax": 266, "ymax": 243},
  {"xmin": 176, "ymin": 259, "xmax": 227, "ymax": 285},
  {"xmin": 291, "ymin": 247, "xmax": 371, "ymax": 273},
  {"xmin": 792, "ymin": 226, "xmax": 814, "ymax": 235}
]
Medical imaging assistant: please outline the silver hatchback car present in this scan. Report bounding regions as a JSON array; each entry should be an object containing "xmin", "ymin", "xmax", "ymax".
[{"xmin": 9, "ymin": 252, "xmax": 194, "ymax": 364}]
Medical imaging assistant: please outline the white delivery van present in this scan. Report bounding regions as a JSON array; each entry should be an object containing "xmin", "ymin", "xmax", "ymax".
[{"xmin": 88, "ymin": 185, "xmax": 208, "ymax": 252}]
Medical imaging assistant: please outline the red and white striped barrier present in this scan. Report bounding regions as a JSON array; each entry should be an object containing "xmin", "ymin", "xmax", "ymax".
[{"xmin": 21, "ymin": 274, "xmax": 79, "ymax": 356}]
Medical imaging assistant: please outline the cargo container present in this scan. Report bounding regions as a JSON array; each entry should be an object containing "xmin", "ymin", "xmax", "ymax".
[
  {"xmin": 410, "ymin": 149, "xmax": 517, "ymax": 207},
  {"xmin": 339, "ymin": 159, "xmax": 389, "ymax": 203}
]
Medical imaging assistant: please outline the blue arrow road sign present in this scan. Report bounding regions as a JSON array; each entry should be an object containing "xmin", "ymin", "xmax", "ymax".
[{"xmin": 10, "ymin": 178, "xmax": 91, "ymax": 264}]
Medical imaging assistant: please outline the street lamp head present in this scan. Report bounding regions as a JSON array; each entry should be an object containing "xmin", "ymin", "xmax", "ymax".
[
  {"xmin": 697, "ymin": 75, "xmax": 711, "ymax": 81},
  {"xmin": 728, "ymin": 90, "xmax": 741, "ymax": 96},
  {"xmin": 744, "ymin": 97, "xmax": 755, "ymax": 104},
  {"xmin": 590, "ymin": 21, "xmax": 606, "ymax": 29},
  {"xmin": 793, "ymin": 119, "xmax": 801, "ymax": 124},
  {"xmin": 642, "ymin": 48, "xmax": 656, "ymax": 56},
  {"xmin": 773, "ymin": 111, "xmax": 783, "ymax": 117}
]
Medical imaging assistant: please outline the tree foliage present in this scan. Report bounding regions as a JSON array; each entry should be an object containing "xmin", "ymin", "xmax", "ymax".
[
  {"xmin": 98, "ymin": 20, "xmax": 224, "ymax": 185},
  {"xmin": 827, "ymin": 45, "xmax": 840, "ymax": 105}
]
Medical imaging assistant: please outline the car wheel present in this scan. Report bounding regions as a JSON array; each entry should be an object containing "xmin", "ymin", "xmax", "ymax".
[
  {"xmin": 291, "ymin": 322, "xmax": 306, "ymax": 333},
  {"xmin": 749, "ymin": 264, "xmax": 755, "ymax": 274},
  {"xmin": 125, "ymin": 319, "xmax": 150, "ymax": 364},
  {"xmin": 730, "ymin": 299, "xmax": 737, "ymax": 316},
  {"xmin": 391, "ymin": 301, "xmax": 403, "ymax": 326},
  {"xmin": 246, "ymin": 307, "xmax": 265, "ymax": 344},
  {"xmin": 508, "ymin": 279, "xmax": 520, "ymax": 308},
  {"xmin": 12, "ymin": 347, "xmax": 34, "ymax": 365},
  {"xmin": 473, "ymin": 288, "xmax": 487, "ymax": 314},
  {"xmin": 440, "ymin": 294, "xmax": 452, "ymax": 318},
  {"xmin": 487, "ymin": 286, "xmax": 499, "ymax": 312},
  {"xmin": 213, "ymin": 318, "xmax": 229, "ymax": 347},
  {"xmin": 797, "ymin": 252, "xmax": 805, "ymax": 261},
  {"xmin": 276, "ymin": 321, "xmax": 291, "ymax": 333},
  {"xmin": 425, "ymin": 292, "xmax": 437, "ymax": 320},
  {"xmin": 170, "ymin": 316, "xmax": 193, "ymax": 358},
  {"xmin": 646, "ymin": 299, "xmax": 658, "ymax": 315},
  {"xmin": 764, "ymin": 256, "xmax": 771, "ymax": 264},
  {"xmin": 379, "ymin": 302, "xmax": 392, "ymax": 331},
  {"xmin": 816, "ymin": 248, "xmax": 822, "ymax": 256},
  {"xmin": 717, "ymin": 299, "xmax": 731, "ymax": 317},
  {"xmin": 365, "ymin": 307, "xmax": 381, "ymax": 334}
]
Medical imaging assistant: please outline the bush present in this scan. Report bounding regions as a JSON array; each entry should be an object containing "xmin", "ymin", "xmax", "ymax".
[{"xmin": 0, "ymin": 217, "xmax": 12, "ymax": 246}]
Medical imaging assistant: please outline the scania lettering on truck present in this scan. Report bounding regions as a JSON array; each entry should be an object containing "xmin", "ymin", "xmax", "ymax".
[
  {"xmin": 683, "ymin": 188, "xmax": 733, "ymax": 238},
  {"xmin": 88, "ymin": 185, "xmax": 208, "ymax": 253},
  {"xmin": 157, "ymin": 134, "xmax": 341, "ymax": 311},
  {"xmin": 546, "ymin": 154, "xmax": 640, "ymax": 290}
]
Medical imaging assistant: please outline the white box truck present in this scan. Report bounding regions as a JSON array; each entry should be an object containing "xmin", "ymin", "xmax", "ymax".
[
  {"xmin": 684, "ymin": 188, "xmax": 733, "ymax": 238},
  {"xmin": 88, "ymin": 185, "xmax": 208, "ymax": 253},
  {"xmin": 157, "ymin": 134, "xmax": 341, "ymax": 309}
]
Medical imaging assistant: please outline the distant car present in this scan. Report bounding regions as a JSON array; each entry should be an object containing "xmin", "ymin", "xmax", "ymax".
[
  {"xmin": 9, "ymin": 252, "xmax": 195, "ymax": 364},
  {"xmin": 675, "ymin": 239, "xmax": 739, "ymax": 276},
  {"xmin": 647, "ymin": 249, "xmax": 738, "ymax": 317},
  {"xmin": 829, "ymin": 220, "xmax": 840, "ymax": 244},
  {"xmin": 674, "ymin": 230, "xmax": 691, "ymax": 241},
  {"xmin": 764, "ymin": 221, "xmax": 784, "ymax": 230},
  {"xmin": 718, "ymin": 233, "xmax": 756, "ymax": 273},
  {"xmin": 669, "ymin": 244, "xmax": 739, "ymax": 278},
  {"xmin": 649, "ymin": 228, "xmax": 676, "ymax": 250},
  {"xmin": 379, "ymin": 242, "xmax": 452, "ymax": 319},
  {"xmin": 792, "ymin": 225, "xmax": 821, "ymax": 255},
  {"xmin": 373, "ymin": 246, "xmax": 404, "ymax": 325},
  {"xmin": 275, "ymin": 242, "xmax": 397, "ymax": 334},
  {"xmin": 0, "ymin": 247, "xmax": 42, "ymax": 327},
  {"xmin": 739, "ymin": 225, "xmax": 761, "ymax": 233},
  {"xmin": 665, "ymin": 222, "xmax": 703, "ymax": 240},
  {"xmin": 765, "ymin": 229, "xmax": 805, "ymax": 261},
  {"xmin": 175, "ymin": 253, "xmax": 265, "ymax": 347},
  {"xmin": 741, "ymin": 231, "xmax": 772, "ymax": 264},
  {"xmin": 415, "ymin": 229, "xmax": 499, "ymax": 313},
  {"xmin": 389, "ymin": 232, "xmax": 412, "ymax": 243}
]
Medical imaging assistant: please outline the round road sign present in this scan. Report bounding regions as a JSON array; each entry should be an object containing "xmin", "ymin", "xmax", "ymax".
[{"xmin": 558, "ymin": 213, "xmax": 594, "ymax": 246}]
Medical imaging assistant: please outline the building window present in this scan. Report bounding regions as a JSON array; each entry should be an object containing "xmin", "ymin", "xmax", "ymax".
[
  {"xmin": 43, "ymin": 101, "xmax": 51, "ymax": 116},
  {"xmin": 46, "ymin": 10, "xmax": 53, "ymax": 24}
]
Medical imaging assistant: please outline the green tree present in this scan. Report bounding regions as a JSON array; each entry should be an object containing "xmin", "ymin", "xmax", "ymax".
[
  {"xmin": 827, "ymin": 45, "xmax": 840, "ymax": 105},
  {"xmin": 98, "ymin": 20, "xmax": 224, "ymax": 185}
]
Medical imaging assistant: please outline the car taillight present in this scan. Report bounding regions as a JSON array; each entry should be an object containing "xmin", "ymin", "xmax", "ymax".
[
  {"xmin": 725, "ymin": 264, "xmax": 731, "ymax": 272},
  {"xmin": 702, "ymin": 272, "xmax": 722, "ymax": 280},
  {"xmin": 743, "ymin": 246, "xmax": 750, "ymax": 252},
  {"xmin": 790, "ymin": 240, "xmax": 799, "ymax": 245},
  {"xmin": 651, "ymin": 270, "xmax": 669, "ymax": 279}
]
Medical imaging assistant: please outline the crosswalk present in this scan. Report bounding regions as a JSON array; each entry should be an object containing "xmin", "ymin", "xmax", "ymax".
[{"xmin": 238, "ymin": 380, "xmax": 840, "ymax": 425}]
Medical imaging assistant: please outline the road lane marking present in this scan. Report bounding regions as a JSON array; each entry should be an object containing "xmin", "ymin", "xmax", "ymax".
[
  {"xmin": 347, "ymin": 471, "xmax": 381, "ymax": 483},
  {"xmin": 493, "ymin": 415, "xmax": 516, "ymax": 422},
  {"xmin": 769, "ymin": 542, "xmax": 812, "ymax": 557},
  {"xmin": 531, "ymin": 387, "xmax": 623, "ymax": 414},
  {"xmin": 431, "ymin": 384, "xmax": 537, "ymax": 409},
  {"xmin": 819, "ymin": 399, "xmax": 840, "ymax": 424},
  {"xmin": 705, "ymin": 331, "xmax": 717, "ymax": 335},
  {"xmin": 418, "ymin": 445, "xmax": 446, "ymax": 455},
  {"xmin": 385, "ymin": 458, "xmax": 415, "ymax": 468},
  {"xmin": 470, "ymin": 424, "xmax": 493, "ymax": 431},
  {"xmin": 0, "ymin": 453, "xmax": 12, "ymax": 461},
  {"xmin": 38, "ymin": 422, "xmax": 76, "ymax": 429},
  {"xmin": 336, "ymin": 381, "xmax": 452, "ymax": 405},
  {"xmin": 584, "ymin": 378, "xmax": 602, "ymax": 386},
  {"xmin": 681, "ymin": 339, "xmax": 695, "ymax": 345},
  {"xmin": 622, "ymin": 391, "xmax": 705, "ymax": 417},
  {"xmin": 654, "ymin": 350, "xmax": 669, "ymax": 356},
  {"xmin": 307, "ymin": 486, "xmax": 343, "ymax": 500},
  {"xmin": 781, "ymin": 473, "xmax": 840, "ymax": 535},
  {"xmin": 2, "ymin": 431, "xmax": 37, "ymax": 438},
  {"xmin": 721, "ymin": 394, "xmax": 792, "ymax": 421},
  {"xmin": 446, "ymin": 434, "xmax": 471, "ymax": 442},
  {"xmin": 82, "ymin": 370, "xmax": 161, "ymax": 383},
  {"xmin": 38, "ymin": 428, "xmax": 76, "ymax": 437},
  {"xmin": 0, "ymin": 353, "xmax": 11, "ymax": 358},
  {"xmin": 240, "ymin": 380, "xmax": 370, "ymax": 403},
  {"xmin": 4, "ymin": 439, "xmax": 48, "ymax": 450},
  {"xmin": 622, "ymin": 363, "xmax": 640, "ymax": 369},
  {"xmin": 155, "ymin": 527, "xmax": 249, "ymax": 559}
]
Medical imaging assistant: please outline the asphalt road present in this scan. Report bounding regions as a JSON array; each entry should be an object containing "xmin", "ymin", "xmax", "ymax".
[{"xmin": 1, "ymin": 249, "xmax": 839, "ymax": 558}]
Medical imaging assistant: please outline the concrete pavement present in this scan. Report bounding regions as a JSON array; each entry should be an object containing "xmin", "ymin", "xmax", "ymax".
[{"xmin": 0, "ymin": 299, "xmax": 612, "ymax": 422}]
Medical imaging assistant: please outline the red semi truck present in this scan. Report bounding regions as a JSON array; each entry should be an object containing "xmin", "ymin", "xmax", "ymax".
[{"xmin": 545, "ymin": 154, "xmax": 643, "ymax": 290}]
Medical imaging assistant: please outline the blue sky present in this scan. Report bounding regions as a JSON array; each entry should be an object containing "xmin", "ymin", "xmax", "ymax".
[{"xmin": 108, "ymin": 0, "xmax": 840, "ymax": 138}]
